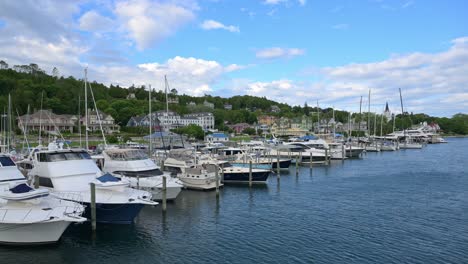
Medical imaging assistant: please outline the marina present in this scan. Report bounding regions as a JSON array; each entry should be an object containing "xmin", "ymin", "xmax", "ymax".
[{"xmin": 0, "ymin": 137, "xmax": 466, "ymax": 263}]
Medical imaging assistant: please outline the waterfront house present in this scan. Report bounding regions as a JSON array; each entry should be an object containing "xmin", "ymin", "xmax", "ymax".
[
  {"xmin": 17, "ymin": 109, "xmax": 78, "ymax": 133},
  {"xmin": 205, "ymin": 133, "xmax": 229, "ymax": 142}
]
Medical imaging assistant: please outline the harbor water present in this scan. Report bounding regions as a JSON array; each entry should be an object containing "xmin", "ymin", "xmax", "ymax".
[{"xmin": 1, "ymin": 138, "xmax": 467, "ymax": 263}]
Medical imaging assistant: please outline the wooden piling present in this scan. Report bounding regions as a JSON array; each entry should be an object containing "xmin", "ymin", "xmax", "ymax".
[
  {"xmin": 249, "ymin": 160, "xmax": 253, "ymax": 187},
  {"xmin": 90, "ymin": 182, "xmax": 96, "ymax": 231},
  {"xmin": 162, "ymin": 176, "xmax": 167, "ymax": 212},
  {"xmin": 296, "ymin": 154, "xmax": 299, "ymax": 176},
  {"xmin": 276, "ymin": 152, "xmax": 280, "ymax": 177},
  {"xmin": 215, "ymin": 166, "xmax": 220, "ymax": 197},
  {"xmin": 325, "ymin": 148, "xmax": 329, "ymax": 165},
  {"xmin": 342, "ymin": 144, "xmax": 345, "ymax": 161}
]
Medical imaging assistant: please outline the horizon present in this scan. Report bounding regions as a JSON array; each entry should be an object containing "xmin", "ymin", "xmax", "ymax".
[{"xmin": 0, "ymin": 0, "xmax": 466, "ymax": 118}]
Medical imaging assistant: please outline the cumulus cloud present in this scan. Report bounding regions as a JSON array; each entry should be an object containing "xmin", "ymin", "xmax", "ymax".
[
  {"xmin": 137, "ymin": 56, "xmax": 245, "ymax": 96},
  {"xmin": 114, "ymin": 0, "xmax": 196, "ymax": 50},
  {"xmin": 79, "ymin": 10, "xmax": 115, "ymax": 32},
  {"xmin": 200, "ymin": 20, "xmax": 239, "ymax": 33},
  {"xmin": 256, "ymin": 47, "xmax": 305, "ymax": 59}
]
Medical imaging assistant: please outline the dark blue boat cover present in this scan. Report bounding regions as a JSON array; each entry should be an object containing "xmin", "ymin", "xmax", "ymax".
[
  {"xmin": 97, "ymin": 173, "xmax": 121, "ymax": 183},
  {"xmin": 10, "ymin": 183, "xmax": 33, "ymax": 193}
]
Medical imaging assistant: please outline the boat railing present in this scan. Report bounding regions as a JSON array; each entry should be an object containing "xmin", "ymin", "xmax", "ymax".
[{"xmin": 0, "ymin": 203, "xmax": 84, "ymax": 222}]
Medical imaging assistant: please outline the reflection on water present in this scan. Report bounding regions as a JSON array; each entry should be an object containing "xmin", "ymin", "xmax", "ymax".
[{"xmin": 1, "ymin": 138, "xmax": 467, "ymax": 264}]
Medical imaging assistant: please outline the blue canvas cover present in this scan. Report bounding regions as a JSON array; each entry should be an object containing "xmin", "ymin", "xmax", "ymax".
[
  {"xmin": 97, "ymin": 173, "xmax": 121, "ymax": 183},
  {"xmin": 10, "ymin": 183, "xmax": 33, "ymax": 193}
]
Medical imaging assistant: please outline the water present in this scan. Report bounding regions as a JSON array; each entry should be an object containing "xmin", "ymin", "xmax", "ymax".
[{"xmin": 2, "ymin": 138, "xmax": 467, "ymax": 264}]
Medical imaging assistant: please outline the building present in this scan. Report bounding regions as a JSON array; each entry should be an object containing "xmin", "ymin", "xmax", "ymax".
[
  {"xmin": 17, "ymin": 109, "xmax": 78, "ymax": 133},
  {"xmin": 205, "ymin": 133, "xmax": 229, "ymax": 142},
  {"xmin": 187, "ymin": 101, "xmax": 196, "ymax": 107},
  {"xmin": 203, "ymin": 100, "xmax": 214, "ymax": 109},
  {"xmin": 167, "ymin": 97, "xmax": 179, "ymax": 104},
  {"xmin": 82, "ymin": 109, "xmax": 120, "ymax": 134},
  {"xmin": 182, "ymin": 112, "xmax": 214, "ymax": 130},
  {"xmin": 270, "ymin": 105, "xmax": 281, "ymax": 113},
  {"xmin": 229, "ymin": 123, "xmax": 252, "ymax": 134},
  {"xmin": 127, "ymin": 111, "xmax": 214, "ymax": 131},
  {"xmin": 383, "ymin": 102, "xmax": 392, "ymax": 121},
  {"xmin": 126, "ymin": 93, "xmax": 136, "ymax": 100},
  {"xmin": 224, "ymin": 104, "xmax": 232, "ymax": 110},
  {"xmin": 258, "ymin": 115, "xmax": 277, "ymax": 126}
]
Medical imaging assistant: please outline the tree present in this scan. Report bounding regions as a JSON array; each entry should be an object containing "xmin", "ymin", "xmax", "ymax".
[
  {"xmin": 242, "ymin": 127, "xmax": 256, "ymax": 135},
  {"xmin": 52, "ymin": 67, "xmax": 60, "ymax": 78},
  {"xmin": 0, "ymin": 60, "xmax": 8, "ymax": 69}
]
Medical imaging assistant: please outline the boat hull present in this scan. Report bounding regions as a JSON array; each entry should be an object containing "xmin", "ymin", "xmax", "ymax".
[
  {"xmin": 0, "ymin": 220, "xmax": 71, "ymax": 245},
  {"xmin": 142, "ymin": 186, "xmax": 182, "ymax": 201},
  {"xmin": 223, "ymin": 170, "xmax": 270, "ymax": 183},
  {"xmin": 83, "ymin": 203, "xmax": 145, "ymax": 224}
]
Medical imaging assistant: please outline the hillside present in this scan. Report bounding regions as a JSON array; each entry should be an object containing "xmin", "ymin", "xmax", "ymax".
[{"xmin": 0, "ymin": 61, "xmax": 466, "ymax": 135}]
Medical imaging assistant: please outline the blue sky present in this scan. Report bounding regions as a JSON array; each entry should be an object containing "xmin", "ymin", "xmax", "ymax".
[{"xmin": 0, "ymin": 0, "xmax": 467, "ymax": 116}]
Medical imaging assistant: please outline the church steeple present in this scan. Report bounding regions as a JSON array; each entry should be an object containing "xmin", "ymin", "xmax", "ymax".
[{"xmin": 384, "ymin": 102, "xmax": 390, "ymax": 112}]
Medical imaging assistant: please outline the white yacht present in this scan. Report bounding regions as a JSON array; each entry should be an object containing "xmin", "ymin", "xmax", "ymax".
[
  {"xmin": 97, "ymin": 149, "xmax": 183, "ymax": 201},
  {"xmin": 27, "ymin": 143, "xmax": 157, "ymax": 224},
  {"xmin": 164, "ymin": 149, "xmax": 222, "ymax": 190},
  {"xmin": 0, "ymin": 154, "xmax": 86, "ymax": 245}
]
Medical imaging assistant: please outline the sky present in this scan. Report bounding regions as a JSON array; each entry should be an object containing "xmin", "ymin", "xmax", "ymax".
[{"xmin": 0, "ymin": 0, "xmax": 467, "ymax": 117}]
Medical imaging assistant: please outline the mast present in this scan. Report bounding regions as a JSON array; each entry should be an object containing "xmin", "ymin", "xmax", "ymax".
[
  {"xmin": 332, "ymin": 107, "xmax": 336, "ymax": 139},
  {"xmin": 380, "ymin": 109, "xmax": 384, "ymax": 136},
  {"xmin": 38, "ymin": 91, "xmax": 44, "ymax": 146},
  {"xmin": 149, "ymin": 84, "xmax": 152, "ymax": 156},
  {"xmin": 316, "ymin": 100, "xmax": 320, "ymax": 134},
  {"xmin": 392, "ymin": 114, "xmax": 396, "ymax": 133},
  {"xmin": 84, "ymin": 68, "xmax": 89, "ymax": 150},
  {"xmin": 359, "ymin": 96, "xmax": 362, "ymax": 135},
  {"xmin": 348, "ymin": 111, "xmax": 352, "ymax": 138},
  {"xmin": 367, "ymin": 89, "xmax": 371, "ymax": 137},
  {"xmin": 7, "ymin": 94, "xmax": 11, "ymax": 153},
  {"xmin": 373, "ymin": 111, "xmax": 377, "ymax": 136},
  {"xmin": 78, "ymin": 95, "xmax": 82, "ymax": 148},
  {"xmin": 399, "ymin": 88, "xmax": 406, "ymax": 143}
]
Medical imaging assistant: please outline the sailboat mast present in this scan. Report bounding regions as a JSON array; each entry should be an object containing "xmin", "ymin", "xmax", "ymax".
[
  {"xmin": 149, "ymin": 84, "xmax": 152, "ymax": 156},
  {"xmin": 399, "ymin": 88, "xmax": 405, "ymax": 138},
  {"xmin": 78, "ymin": 95, "xmax": 82, "ymax": 148},
  {"xmin": 380, "ymin": 110, "xmax": 384, "ymax": 136},
  {"xmin": 373, "ymin": 111, "xmax": 377, "ymax": 136},
  {"xmin": 7, "ymin": 94, "xmax": 11, "ymax": 153},
  {"xmin": 38, "ymin": 91, "xmax": 44, "ymax": 145},
  {"xmin": 359, "ymin": 96, "xmax": 362, "ymax": 134},
  {"xmin": 332, "ymin": 107, "xmax": 336, "ymax": 138},
  {"xmin": 367, "ymin": 89, "xmax": 371, "ymax": 137},
  {"xmin": 84, "ymin": 68, "xmax": 89, "ymax": 150},
  {"xmin": 316, "ymin": 100, "xmax": 320, "ymax": 134}
]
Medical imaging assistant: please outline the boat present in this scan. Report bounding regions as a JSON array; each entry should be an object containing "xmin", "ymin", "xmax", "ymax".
[
  {"xmin": 0, "ymin": 154, "xmax": 86, "ymax": 245},
  {"xmin": 96, "ymin": 148, "xmax": 183, "ymax": 201},
  {"xmin": 163, "ymin": 149, "xmax": 223, "ymax": 190},
  {"xmin": 26, "ymin": 143, "xmax": 157, "ymax": 224}
]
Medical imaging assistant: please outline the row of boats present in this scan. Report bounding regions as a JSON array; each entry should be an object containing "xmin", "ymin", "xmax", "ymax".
[{"xmin": 0, "ymin": 132, "xmax": 444, "ymax": 245}]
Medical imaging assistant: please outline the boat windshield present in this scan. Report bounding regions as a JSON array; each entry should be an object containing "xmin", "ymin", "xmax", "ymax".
[
  {"xmin": 0, "ymin": 156, "xmax": 15, "ymax": 166},
  {"xmin": 108, "ymin": 150, "xmax": 148, "ymax": 161},
  {"xmin": 38, "ymin": 151, "xmax": 91, "ymax": 162}
]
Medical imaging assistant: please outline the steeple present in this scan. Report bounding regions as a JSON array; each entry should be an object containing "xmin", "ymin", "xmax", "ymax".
[{"xmin": 384, "ymin": 102, "xmax": 390, "ymax": 112}]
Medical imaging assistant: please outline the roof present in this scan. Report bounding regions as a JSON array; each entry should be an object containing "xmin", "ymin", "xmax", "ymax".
[{"xmin": 208, "ymin": 133, "xmax": 228, "ymax": 138}]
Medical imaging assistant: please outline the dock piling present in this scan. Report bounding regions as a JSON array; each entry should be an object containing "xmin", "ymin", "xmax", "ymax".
[
  {"xmin": 162, "ymin": 176, "xmax": 167, "ymax": 212},
  {"xmin": 90, "ymin": 182, "xmax": 96, "ymax": 231},
  {"xmin": 276, "ymin": 152, "xmax": 280, "ymax": 179},
  {"xmin": 342, "ymin": 144, "xmax": 345, "ymax": 161},
  {"xmin": 215, "ymin": 166, "xmax": 220, "ymax": 197},
  {"xmin": 249, "ymin": 160, "xmax": 253, "ymax": 187}
]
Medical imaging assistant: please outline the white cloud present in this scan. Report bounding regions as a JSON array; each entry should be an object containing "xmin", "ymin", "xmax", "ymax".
[
  {"xmin": 263, "ymin": 0, "xmax": 287, "ymax": 4},
  {"xmin": 114, "ymin": 0, "xmax": 196, "ymax": 50},
  {"xmin": 200, "ymin": 19, "xmax": 239, "ymax": 33},
  {"xmin": 79, "ymin": 11, "xmax": 115, "ymax": 32},
  {"xmin": 298, "ymin": 0, "xmax": 306, "ymax": 6},
  {"xmin": 256, "ymin": 47, "xmax": 305, "ymax": 59},
  {"xmin": 137, "ymin": 56, "xmax": 245, "ymax": 96}
]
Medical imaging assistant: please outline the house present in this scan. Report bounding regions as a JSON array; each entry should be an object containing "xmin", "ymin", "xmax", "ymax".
[
  {"xmin": 270, "ymin": 105, "xmax": 281, "ymax": 113},
  {"xmin": 187, "ymin": 101, "xmax": 196, "ymax": 107},
  {"xmin": 126, "ymin": 93, "xmax": 136, "ymax": 100},
  {"xmin": 205, "ymin": 133, "xmax": 229, "ymax": 142},
  {"xmin": 203, "ymin": 100, "xmax": 214, "ymax": 109},
  {"xmin": 258, "ymin": 115, "xmax": 277, "ymax": 126},
  {"xmin": 229, "ymin": 123, "xmax": 251, "ymax": 134},
  {"xmin": 224, "ymin": 104, "xmax": 232, "ymax": 110},
  {"xmin": 127, "ymin": 116, "xmax": 144, "ymax": 127},
  {"xmin": 17, "ymin": 109, "xmax": 78, "ymax": 133},
  {"xmin": 82, "ymin": 109, "xmax": 120, "ymax": 134}
]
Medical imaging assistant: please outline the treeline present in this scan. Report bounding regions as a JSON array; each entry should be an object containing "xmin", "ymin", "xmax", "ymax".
[{"xmin": 0, "ymin": 60, "xmax": 466, "ymax": 135}]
